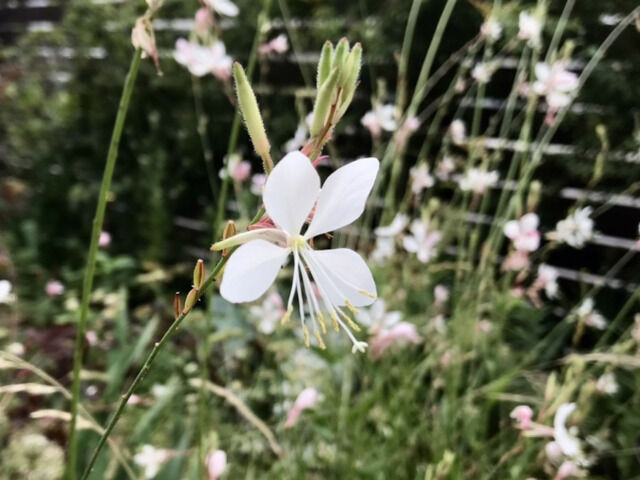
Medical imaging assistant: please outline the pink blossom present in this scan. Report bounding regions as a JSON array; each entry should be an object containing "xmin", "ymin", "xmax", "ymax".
[
  {"xmin": 554, "ymin": 461, "xmax": 581, "ymax": 480},
  {"xmin": 285, "ymin": 387, "xmax": 318, "ymax": 428},
  {"xmin": 533, "ymin": 62, "xmax": 579, "ymax": 110},
  {"xmin": 173, "ymin": 39, "xmax": 232, "ymax": 80},
  {"xmin": 396, "ymin": 116, "xmax": 421, "ymax": 146},
  {"xmin": 504, "ymin": 213, "xmax": 540, "ymax": 252},
  {"xmin": 206, "ymin": 450, "xmax": 227, "ymax": 480},
  {"xmin": 99, "ymin": 231, "xmax": 111, "ymax": 248},
  {"xmin": 510, "ymin": 405, "xmax": 534, "ymax": 430},
  {"xmin": 370, "ymin": 322, "xmax": 421, "ymax": 360},
  {"xmin": 195, "ymin": 8, "xmax": 214, "ymax": 31},
  {"xmin": 502, "ymin": 250, "xmax": 530, "ymax": 272},
  {"xmin": 45, "ymin": 280, "xmax": 65, "ymax": 297},
  {"xmin": 127, "ymin": 394, "xmax": 144, "ymax": 405},
  {"xmin": 259, "ymin": 34, "xmax": 289, "ymax": 56},
  {"xmin": 361, "ymin": 104, "xmax": 397, "ymax": 138}
]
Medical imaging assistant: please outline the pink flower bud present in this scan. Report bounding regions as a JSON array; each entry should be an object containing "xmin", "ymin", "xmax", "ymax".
[
  {"xmin": 206, "ymin": 450, "xmax": 227, "ymax": 480},
  {"xmin": 195, "ymin": 7, "xmax": 214, "ymax": 31},
  {"xmin": 45, "ymin": 280, "xmax": 65, "ymax": 297},
  {"xmin": 285, "ymin": 387, "xmax": 318, "ymax": 428},
  {"xmin": 99, "ymin": 231, "xmax": 111, "ymax": 248},
  {"xmin": 510, "ymin": 405, "xmax": 533, "ymax": 430}
]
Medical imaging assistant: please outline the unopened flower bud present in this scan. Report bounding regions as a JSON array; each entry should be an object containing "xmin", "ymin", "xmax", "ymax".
[
  {"xmin": 193, "ymin": 259, "xmax": 205, "ymax": 289},
  {"xmin": 526, "ymin": 181, "xmax": 542, "ymax": 211},
  {"xmin": 131, "ymin": 17, "xmax": 159, "ymax": 69},
  {"xmin": 233, "ymin": 62, "xmax": 271, "ymax": 158},
  {"xmin": 222, "ymin": 220, "xmax": 237, "ymax": 256},
  {"xmin": 310, "ymin": 67, "xmax": 339, "ymax": 137},
  {"xmin": 316, "ymin": 41, "xmax": 334, "ymax": 90},
  {"xmin": 146, "ymin": 0, "xmax": 163, "ymax": 12},
  {"xmin": 332, "ymin": 38, "xmax": 349, "ymax": 71},
  {"xmin": 339, "ymin": 42, "xmax": 361, "ymax": 88},
  {"xmin": 183, "ymin": 288, "xmax": 199, "ymax": 314},
  {"xmin": 173, "ymin": 292, "xmax": 182, "ymax": 318}
]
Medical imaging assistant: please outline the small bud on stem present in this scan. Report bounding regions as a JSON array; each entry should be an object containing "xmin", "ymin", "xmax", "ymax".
[
  {"xmin": 183, "ymin": 288, "xmax": 199, "ymax": 314},
  {"xmin": 233, "ymin": 63, "xmax": 273, "ymax": 172},
  {"xmin": 173, "ymin": 292, "xmax": 182, "ymax": 319},
  {"xmin": 193, "ymin": 259, "xmax": 205, "ymax": 289}
]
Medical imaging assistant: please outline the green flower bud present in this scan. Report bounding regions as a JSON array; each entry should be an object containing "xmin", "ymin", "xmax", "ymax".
[
  {"xmin": 192, "ymin": 259, "xmax": 205, "ymax": 290},
  {"xmin": 233, "ymin": 62, "xmax": 270, "ymax": 157},
  {"xmin": 310, "ymin": 67, "xmax": 339, "ymax": 137},
  {"xmin": 317, "ymin": 41, "xmax": 334, "ymax": 90},
  {"xmin": 332, "ymin": 38, "xmax": 349, "ymax": 71}
]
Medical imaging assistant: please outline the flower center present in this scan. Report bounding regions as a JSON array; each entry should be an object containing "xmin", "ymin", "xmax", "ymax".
[{"xmin": 290, "ymin": 235, "xmax": 306, "ymax": 250}]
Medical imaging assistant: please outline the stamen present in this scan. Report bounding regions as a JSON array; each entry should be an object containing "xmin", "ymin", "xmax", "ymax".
[
  {"xmin": 330, "ymin": 312, "xmax": 340, "ymax": 332},
  {"xmin": 358, "ymin": 289, "xmax": 377, "ymax": 299},
  {"xmin": 344, "ymin": 300, "xmax": 360, "ymax": 315},
  {"xmin": 314, "ymin": 329, "xmax": 326, "ymax": 350},
  {"xmin": 317, "ymin": 312, "xmax": 327, "ymax": 334},
  {"xmin": 303, "ymin": 325, "xmax": 310, "ymax": 348},
  {"xmin": 281, "ymin": 305, "xmax": 293, "ymax": 325}
]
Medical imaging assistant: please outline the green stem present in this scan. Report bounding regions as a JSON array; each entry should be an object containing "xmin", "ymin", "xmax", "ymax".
[
  {"xmin": 81, "ymin": 251, "xmax": 232, "ymax": 480},
  {"xmin": 67, "ymin": 48, "xmax": 142, "ymax": 479}
]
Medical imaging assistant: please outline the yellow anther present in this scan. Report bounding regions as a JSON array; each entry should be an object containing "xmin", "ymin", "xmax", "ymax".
[
  {"xmin": 344, "ymin": 300, "xmax": 360, "ymax": 315},
  {"xmin": 290, "ymin": 235, "xmax": 306, "ymax": 249},
  {"xmin": 345, "ymin": 316, "xmax": 361, "ymax": 332},
  {"xmin": 314, "ymin": 329, "xmax": 326, "ymax": 350},
  {"xmin": 358, "ymin": 289, "xmax": 377, "ymax": 299},
  {"xmin": 330, "ymin": 312, "xmax": 340, "ymax": 332},
  {"xmin": 317, "ymin": 312, "xmax": 327, "ymax": 334},
  {"xmin": 303, "ymin": 325, "xmax": 310, "ymax": 348},
  {"xmin": 280, "ymin": 305, "xmax": 293, "ymax": 325}
]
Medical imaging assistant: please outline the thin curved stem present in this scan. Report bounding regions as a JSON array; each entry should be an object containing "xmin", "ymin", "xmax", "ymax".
[
  {"xmin": 80, "ymin": 251, "xmax": 232, "ymax": 480},
  {"xmin": 67, "ymin": 48, "xmax": 142, "ymax": 479}
]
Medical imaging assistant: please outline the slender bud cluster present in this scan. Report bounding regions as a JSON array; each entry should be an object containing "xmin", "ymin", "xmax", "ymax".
[
  {"xmin": 175, "ymin": 258, "xmax": 206, "ymax": 317},
  {"xmin": 310, "ymin": 39, "xmax": 362, "ymax": 140}
]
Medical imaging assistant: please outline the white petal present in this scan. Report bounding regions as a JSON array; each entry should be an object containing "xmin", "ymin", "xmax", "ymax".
[
  {"xmin": 209, "ymin": 0, "xmax": 239, "ymax": 16},
  {"xmin": 520, "ymin": 213, "xmax": 539, "ymax": 232},
  {"xmin": 220, "ymin": 240, "xmax": 290, "ymax": 303},
  {"xmin": 263, "ymin": 152, "xmax": 320, "ymax": 235},
  {"xmin": 554, "ymin": 403, "xmax": 580, "ymax": 457},
  {"xmin": 503, "ymin": 220, "xmax": 520, "ymax": 239},
  {"xmin": 305, "ymin": 157, "xmax": 379, "ymax": 238},
  {"xmin": 306, "ymin": 248, "xmax": 376, "ymax": 307}
]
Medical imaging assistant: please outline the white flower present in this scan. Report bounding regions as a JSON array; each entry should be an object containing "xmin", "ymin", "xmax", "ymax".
[
  {"xmin": 403, "ymin": 219, "xmax": 441, "ymax": 263},
  {"xmin": 249, "ymin": 291, "xmax": 285, "ymax": 335},
  {"xmin": 576, "ymin": 298, "xmax": 607, "ymax": 330},
  {"xmin": 134, "ymin": 445, "xmax": 170, "ymax": 479},
  {"xmin": 518, "ymin": 12, "xmax": 542, "ymax": 46},
  {"xmin": 203, "ymin": 0, "xmax": 239, "ymax": 16},
  {"xmin": 173, "ymin": 39, "xmax": 232, "ymax": 80},
  {"xmin": 284, "ymin": 123, "xmax": 308, "ymax": 152},
  {"xmin": 550, "ymin": 207, "xmax": 594, "ymax": 248},
  {"xmin": 434, "ymin": 285, "xmax": 449, "ymax": 306},
  {"xmin": 504, "ymin": 213, "xmax": 541, "ymax": 252},
  {"xmin": 553, "ymin": 403, "xmax": 581, "ymax": 458},
  {"xmin": 0, "ymin": 280, "xmax": 12, "ymax": 304},
  {"xmin": 448, "ymin": 119, "xmax": 466, "ymax": 145},
  {"xmin": 436, "ymin": 156, "xmax": 456, "ymax": 179},
  {"xmin": 251, "ymin": 173, "xmax": 266, "ymax": 196},
  {"xmin": 361, "ymin": 104, "xmax": 397, "ymax": 137},
  {"xmin": 533, "ymin": 62, "xmax": 579, "ymax": 110},
  {"xmin": 472, "ymin": 62, "xmax": 493, "ymax": 84},
  {"xmin": 371, "ymin": 237, "xmax": 396, "ymax": 265},
  {"xmin": 6, "ymin": 342, "xmax": 25, "ymax": 356},
  {"xmin": 206, "ymin": 449, "xmax": 227, "ymax": 480},
  {"xmin": 537, "ymin": 264, "xmax": 559, "ymax": 299},
  {"xmin": 357, "ymin": 299, "xmax": 402, "ymax": 331},
  {"xmin": 596, "ymin": 372, "xmax": 618, "ymax": 395},
  {"xmin": 212, "ymin": 152, "xmax": 379, "ymax": 352},
  {"xmin": 374, "ymin": 213, "xmax": 409, "ymax": 237},
  {"xmin": 458, "ymin": 168, "xmax": 499, "ymax": 194},
  {"xmin": 481, "ymin": 17, "xmax": 502, "ymax": 40},
  {"xmin": 409, "ymin": 164, "xmax": 435, "ymax": 194}
]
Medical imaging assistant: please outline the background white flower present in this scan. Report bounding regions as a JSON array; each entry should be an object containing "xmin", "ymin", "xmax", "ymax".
[
  {"xmin": 361, "ymin": 104, "xmax": 397, "ymax": 137},
  {"xmin": 550, "ymin": 207, "xmax": 594, "ymax": 248},
  {"xmin": 403, "ymin": 219, "xmax": 441, "ymax": 263},
  {"xmin": 504, "ymin": 213, "xmax": 541, "ymax": 252},
  {"xmin": 458, "ymin": 168, "xmax": 499, "ymax": 194}
]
